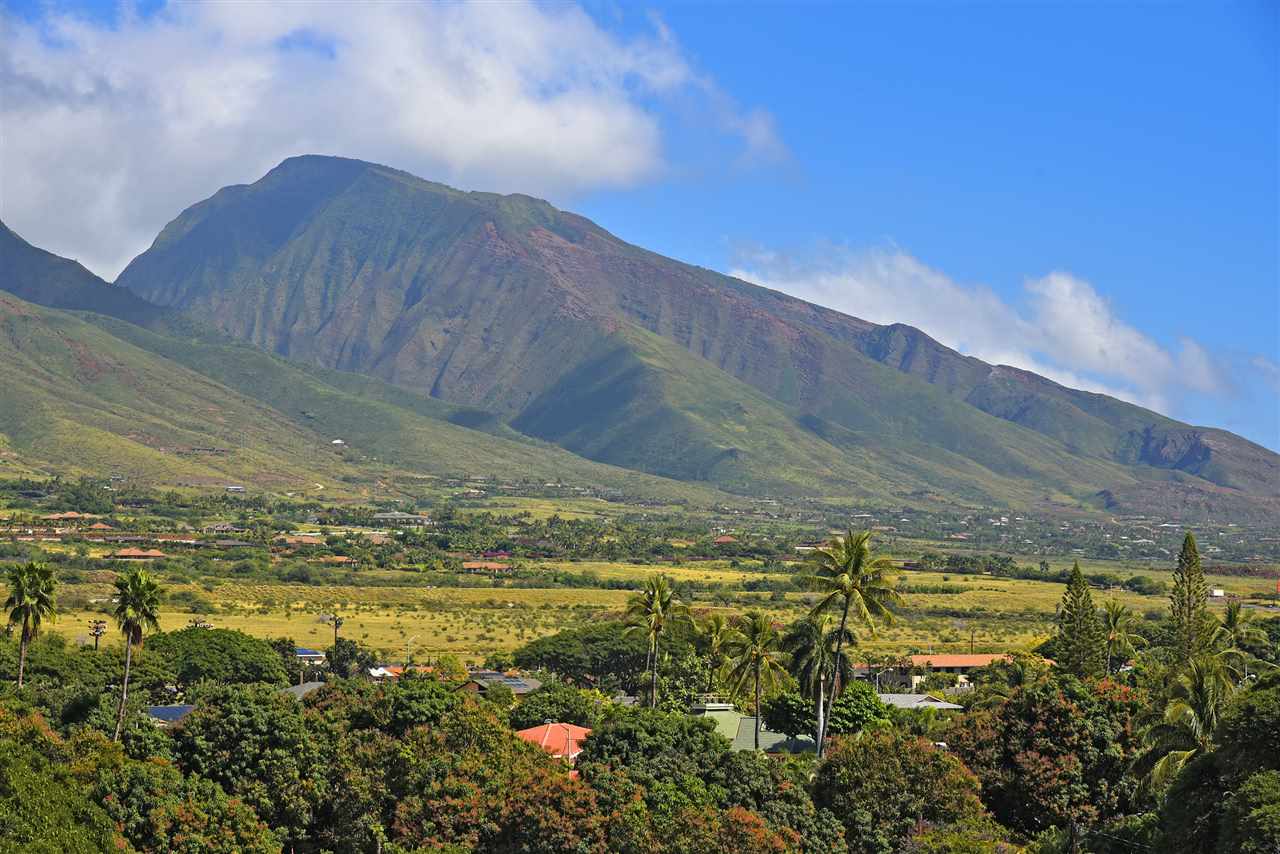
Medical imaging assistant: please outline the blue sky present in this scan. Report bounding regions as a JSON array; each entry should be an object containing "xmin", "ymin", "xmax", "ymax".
[{"xmin": 4, "ymin": 0, "xmax": 1277, "ymax": 448}]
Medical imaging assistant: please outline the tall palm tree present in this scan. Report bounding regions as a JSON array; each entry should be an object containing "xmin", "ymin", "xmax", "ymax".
[
  {"xmin": 725, "ymin": 611, "xmax": 790, "ymax": 750},
  {"xmin": 5, "ymin": 563, "xmax": 57, "ymax": 688},
  {"xmin": 1139, "ymin": 656, "xmax": 1233, "ymax": 791},
  {"xmin": 781, "ymin": 613, "xmax": 854, "ymax": 746},
  {"xmin": 112, "ymin": 568, "xmax": 162, "ymax": 742},
  {"xmin": 1100, "ymin": 600, "xmax": 1145, "ymax": 675},
  {"xmin": 624, "ymin": 575, "xmax": 687, "ymax": 708},
  {"xmin": 1214, "ymin": 601, "xmax": 1269, "ymax": 681},
  {"xmin": 698, "ymin": 612, "xmax": 732, "ymax": 694},
  {"xmin": 798, "ymin": 529, "xmax": 900, "ymax": 756}
]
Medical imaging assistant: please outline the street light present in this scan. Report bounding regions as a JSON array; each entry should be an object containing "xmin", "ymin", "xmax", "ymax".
[{"xmin": 404, "ymin": 634, "xmax": 419, "ymax": 668}]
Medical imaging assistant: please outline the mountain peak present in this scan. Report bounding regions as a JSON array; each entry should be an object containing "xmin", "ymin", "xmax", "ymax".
[{"xmin": 107, "ymin": 159, "xmax": 1279, "ymax": 520}]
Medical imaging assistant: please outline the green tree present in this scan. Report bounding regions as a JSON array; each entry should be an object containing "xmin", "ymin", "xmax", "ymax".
[
  {"xmin": 1099, "ymin": 600, "xmax": 1145, "ymax": 675},
  {"xmin": 724, "ymin": 611, "xmax": 790, "ymax": 750},
  {"xmin": 798, "ymin": 529, "xmax": 899, "ymax": 756},
  {"xmin": 326, "ymin": 636, "xmax": 375, "ymax": 678},
  {"xmin": 698, "ymin": 612, "xmax": 733, "ymax": 693},
  {"xmin": 950, "ymin": 675, "xmax": 1144, "ymax": 838},
  {"xmin": 1055, "ymin": 562, "xmax": 1106, "ymax": 679},
  {"xmin": 112, "ymin": 567, "xmax": 162, "ymax": 742},
  {"xmin": 1218, "ymin": 770, "xmax": 1280, "ymax": 854},
  {"xmin": 173, "ymin": 683, "xmax": 324, "ymax": 845},
  {"xmin": 4, "ymin": 562, "xmax": 56, "ymax": 689},
  {"xmin": 1139, "ymin": 656, "xmax": 1232, "ymax": 792},
  {"xmin": 1214, "ymin": 601, "xmax": 1269, "ymax": 682},
  {"xmin": 1169, "ymin": 532, "xmax": 1214, "ymax": 664},
  {"xmin": 824, "ymin": 681, "xmax": 890, "ymax": 736},
  {"xmin": 625, "ymin": 575, "xmax": 688, "ymax": 708},
  {"xmin": 814, "ymin": 728, "xmax": 987, "ymax": 854},
  {"xmin": 510, "ymin": 681, "xmax": 604, "ymax": 730},
  {"xmin": 781, "ymin": 613, "xmax": 854, "ymax": 747},
  {"xmin": 0, "ymin": 731, "xmax": 121, "ymax": 853},
  {"xmin": 148, "ymin": 627, "xmax": 287, "ymax": 687}
]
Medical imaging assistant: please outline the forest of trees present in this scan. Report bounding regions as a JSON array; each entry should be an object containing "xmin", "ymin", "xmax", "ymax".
[{"xmin": 0, "ymin": 530, "xmax": 1277, "ymax": 852}]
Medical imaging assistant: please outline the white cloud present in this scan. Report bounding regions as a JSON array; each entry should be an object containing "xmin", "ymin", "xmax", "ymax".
[
  {"xmin": 730, "ymin": 246, "xmax": 1237, "ymax": 416},
  {"xmin": 0, "ymin": 1, "xmax": 781, "ymax": 278}
]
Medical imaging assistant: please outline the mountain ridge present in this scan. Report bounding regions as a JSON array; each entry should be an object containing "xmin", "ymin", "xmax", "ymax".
[{"xmin": 8, "ymin": 154, "xmax": 1275, "ymax": 519}]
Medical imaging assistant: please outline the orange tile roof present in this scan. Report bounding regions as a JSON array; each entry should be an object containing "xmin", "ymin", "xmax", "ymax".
[
  {"xmin": 515, "ymin": 723, "xmax": 592, "ymax": 760},
  {"xmin": 111, "ymin": 548, "xmax": 167, "ymax": 559}
]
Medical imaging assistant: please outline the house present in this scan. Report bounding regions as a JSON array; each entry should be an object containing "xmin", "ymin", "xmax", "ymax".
[
  {"xmin": 283, "ymin": 681, "xmax": 327, "ymax": 700},
  {"xmin": 295, "ymin": 648, "xmax": 327, "ymax": 664},
  {"xmin": 689, "ymin": 701, "xmax": 814, "ymax": 753},
  {"xmin": 855, "ymin": 654, "xmax": 1014, "ymax": 689},
  {"xmin": 371, "ymin": 511, "xmax": 432, "ymax": 526},
  {"xmin": 515, "ymin": 723, "xmax": 591, "ymax": 763},
  {"xmin": 110, "ymin": 548, "xmax": 167, "ymax": 560},
  {"xmin": 732, "ymin": 718, "xmax": 815, "ymax": 753},
  {"xmin": 224, "ymin": 485, "xmax": 246, "ymax": 493},
  {"xmin": 462, "ymin": 561, "xmax": 510, "ymax": 573},
  {"xmin": 368, "ymin": 665, "xmax": 435, "ymax": 681},
  {"xmin": 877, "ymin": 693, "xmax": 964, "ymax": 711},
  {"xmin": 464, "ymin": 671, "xmax": 542, "ymax": 696},
  {"xmin": 1211, "ymin": 588, "xmax": 1226, "ymax": 598},
  {"xmin": 713, "ymin": 535, "xmax": 738, "ymax": 545},
  {"xmin": 146, "ymin": 704, "xmax": 196, "ymax": 728},
  {"xmin": 87, "ymin": 522, "xmax": 114, "ymax": 531}
]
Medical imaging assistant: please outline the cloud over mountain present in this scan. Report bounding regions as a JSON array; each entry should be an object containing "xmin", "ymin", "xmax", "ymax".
[
  {"xmin": 730, "ymin": 246, "xmax": 1261, "ymax": 424},
  {"xmin": 1, "ymin": 1, "xmax": 779, "ymax": 278}
]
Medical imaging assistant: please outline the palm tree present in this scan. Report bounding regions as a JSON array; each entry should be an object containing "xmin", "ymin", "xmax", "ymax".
[
  {"xmin": 5, "ymin": 563, "xmax": 57, "ymax": 688},
  {"xmin": 624, "ymin": 575, "xmax": 687, "ymax": 708},
  {"xmin": 781, "ymin": 613, "xmax": 854, "ymax": 746},
  {"xmin": 1100, "ymin": 600, "xmax": 1145, "ymax": 675},
  {"xmin": 1139, "ymin": 656, "xmax": 1233, "ymax": 791},
  {"xmin": 1214, "ymin": 601, "xmax": 1268, "ymax": 682},
  {"xmin": 698, "ymin": 612, "xmax": 732, "ymax": 694},
  {"xmin": 112, "ymin": 568, "xmax": 162, "ymax": 742},
  {"xmin": 798, "ymin": 529, "xmax": 900, "ymax": 756},
  {"xmin": 725, "ymin": 611, "xmax": 790, "ymax": 750}
]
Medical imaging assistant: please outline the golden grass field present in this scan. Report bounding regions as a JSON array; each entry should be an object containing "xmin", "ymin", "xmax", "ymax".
[{"xmin": 44, "ymin": 554, "xmax": 1277, "ymax": 662}]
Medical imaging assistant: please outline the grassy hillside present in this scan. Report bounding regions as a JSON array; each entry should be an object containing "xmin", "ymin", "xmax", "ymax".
[{"xmin": 89, "ymin": 313, "xmax": 730, "ymax": 503}]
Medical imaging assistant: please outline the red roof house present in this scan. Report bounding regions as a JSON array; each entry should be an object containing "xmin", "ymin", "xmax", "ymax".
[{"xmin": 515, "ymin": 723, "xmax": 592, "ymax": 763}]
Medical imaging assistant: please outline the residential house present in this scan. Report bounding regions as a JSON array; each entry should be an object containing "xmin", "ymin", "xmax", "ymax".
[
  {"xmin": 464, "ymin": 671, "xmax": 542, "ymax": 697},
  {"xmin": 295, "ymin": 648, "xmax": 327, "ymax": 665},
  {"xmin": 877, "ymin": 693, "xmax": 964, "ymax": 711},
  {"xmin": 515, "ymin": 723, "xmax": 591, "ymax": 763}
]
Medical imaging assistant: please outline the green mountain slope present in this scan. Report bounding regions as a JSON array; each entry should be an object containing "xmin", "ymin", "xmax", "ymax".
[
  {"xmin": 0, "ymin": 289, "xmax": 725, "ymax": 504},
  {"xmin": 112, "ymin": 155, "xmax": 1278, "ymax": 519}
]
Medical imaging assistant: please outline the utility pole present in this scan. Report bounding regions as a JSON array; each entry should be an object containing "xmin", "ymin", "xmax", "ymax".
[
  {"xmin": 328, "ymin": 614, "xmax": 345, "ymax": 647},
  {"xmin": 89, "ymin": 619, "xmax": 107, "ymax": 651}
]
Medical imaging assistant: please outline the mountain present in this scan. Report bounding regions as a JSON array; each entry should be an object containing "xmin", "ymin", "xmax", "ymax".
[
  {"xmin": 0, "ymin": 229, "xmax": 728, "ymax": 503},
  {"xmin": 113, "ymin": 155, "xmax": 1279, "ymax": 520},
  {"xmin": 1, "ymin": 222, "xmax": 169, "ymax": 327}
]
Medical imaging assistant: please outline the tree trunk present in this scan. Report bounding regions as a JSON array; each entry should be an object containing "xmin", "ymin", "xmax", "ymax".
[
  {"xmin": 114, "ymin": 637, "xmax": 133, "ymax": 742},
  {"xmin": 16, "ymin": 630, "xmax": 27, "ymax": 689},
  {"xmin": 818, "ymin": 599, "xmax": 852, "ymax": 758},
  {"xmin": 815, "ymin": 677, "xmax": 824, "ymax": 749},
  {"xmin": 650, "ymin": 636, "xmax": 660, "ymax": 708},
  {"xmin": 753, "ymin": 660, "xmax": 761, "ymax": 751}
]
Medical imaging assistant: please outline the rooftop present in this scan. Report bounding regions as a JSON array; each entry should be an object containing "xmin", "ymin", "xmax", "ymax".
[{"xmin": 515, "ymin": 723, "xmax": 592, "ymax": 759}]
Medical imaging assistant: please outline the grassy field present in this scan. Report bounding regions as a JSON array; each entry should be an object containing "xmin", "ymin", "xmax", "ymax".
[{"xmin": 48, "ymin": 558, "xmax": 1273, "ymax": 662}]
